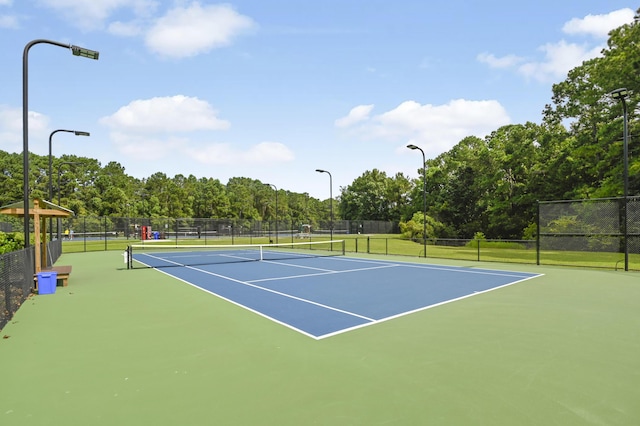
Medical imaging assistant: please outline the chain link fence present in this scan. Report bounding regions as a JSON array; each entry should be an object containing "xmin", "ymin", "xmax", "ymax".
[
  {"xmin": 1, "ymin": 239, "xmax": 61, "ymax": 330},
  {"xmin": 53, "ymin": 217, "xmax": 399, "ymax": 251},
  {"xmin": 538, "ymin": 196, "xmax": 640, "ymax": 269}
]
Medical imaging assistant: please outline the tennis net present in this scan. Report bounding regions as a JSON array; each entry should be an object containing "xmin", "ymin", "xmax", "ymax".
[{"xmin": 126, "ymin": 239, "xmax": 346, "ymax": 269}]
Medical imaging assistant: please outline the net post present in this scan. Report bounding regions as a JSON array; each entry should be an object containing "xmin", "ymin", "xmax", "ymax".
[
  {"xmin": 341, "ymin": 239, "xmax": 345, "ymax": 255},
  {"xmin": 259, "ymin": 244, "xmax": 264, "ymax": 261}
]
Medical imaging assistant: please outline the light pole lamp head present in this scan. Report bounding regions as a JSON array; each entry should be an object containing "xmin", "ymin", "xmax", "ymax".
[
  {"xmin": 406, "ymin": 144, "xmax": 419, "ymax": 150},
  {"xmin": 611, "ymin": 88, "xmax": 629, "ymax": 100},
  {"xmin": 315, "ymin": 169, "xmax": 327, "ymax": 173},
  {"xmin": 74, "ymin": 131, "xmax": 90, "ymax": 136},
  {"xmin": 71, "ymin": 45, "xmax": 100, "ymax": 60}
]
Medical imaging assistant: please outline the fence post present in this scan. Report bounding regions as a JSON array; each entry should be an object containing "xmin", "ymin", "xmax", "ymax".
[
  {"xmin": 536, "ymin": 201, "xmax": 540, "ymax": 266},
  {"xmin": 104, "ymin": 216, "xmax": 108, "ymax": 251}
]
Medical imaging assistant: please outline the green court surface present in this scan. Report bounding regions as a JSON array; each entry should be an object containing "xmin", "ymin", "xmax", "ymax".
[{"xmin": 1, "ymin": 251, "xmax": 639, "ymax": 425}]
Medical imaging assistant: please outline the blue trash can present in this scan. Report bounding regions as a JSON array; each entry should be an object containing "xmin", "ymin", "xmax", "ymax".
[{"xmin": 37, "ymin": 272, "xmax": 58, "ymax": 295}]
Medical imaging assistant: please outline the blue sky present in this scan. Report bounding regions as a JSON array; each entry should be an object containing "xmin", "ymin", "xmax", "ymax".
[{"xmin": 0, "ymin": 1, "xmax": 635, "ymax": 200}]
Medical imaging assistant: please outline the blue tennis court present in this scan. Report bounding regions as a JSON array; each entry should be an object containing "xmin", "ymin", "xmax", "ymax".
[{"xmin": 132, "ymin": 245, "xmax": 542, "ymax": 339}]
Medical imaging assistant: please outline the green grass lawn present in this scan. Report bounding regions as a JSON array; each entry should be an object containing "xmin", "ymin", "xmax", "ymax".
[{"xmin": 59, "ymin": 233, "xmax": 639, "ymax": 270}]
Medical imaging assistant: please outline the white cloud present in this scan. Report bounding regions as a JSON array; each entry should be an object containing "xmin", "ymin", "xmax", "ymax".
[
  {"xmin": 517, "ymin": 40, "xmax": 602, "ymax": 83},
  {"xmin": 419, "ymin": 57, "xmax": 437, "ymax": 69},
  {"xmin": 38, "ymin": 0, "xmax": 158, "ymax": 30},
  {"xmin": 478, "ymin": 8, "xmax": 635, "ymax": 83},
  {"xmin": 477, "ymin": 52, "xmax": 524, "ymax": 69},
  {"xmin": 99, "ymin": 96, "xmax": 292, "ymax": 168},
  {"xmin": 107, "ymin": 20, "xmax": 143, "ymax": 36},
  {"xmin": 563, "ymin": 8, "xmax": 635, "ymax": 38},
  {"xmin": 245, "ymin": 142, "xmax": 295, "ymax": 163},
  {"xmin": 0, "ymin": 14, "xmax": 18, "ymax": 28},
  {"xmin": 0, "ymin": 105, "xmax": 51, "ymax": 152},
  {"xmin": 100, "ymin": 95, "xmax": 230, "ymax": 133},
  {"xmin": 186, "ymin": 141, "xmax": 295, "ymax": 165},
  {"xmin": 110, "ymin": 132, "xmax": 183, "ymax": 160},
  {"xmin": 145, "ymin": 3, "xmax": 256, "ymax": 58},
  {"xmin": 335, "ymin": 104, "xmax": 374, "ymax": 128},
  {"xmin": 0, "ymin": 0, "xmax": 17, "ymax": 29},
  {"xmin": 110, "ymin": 134, "xmax": 295, "ymax": 168},
  {"xmin": 337, "ymin": 99, "xmax": 510, "ymax": 158}
]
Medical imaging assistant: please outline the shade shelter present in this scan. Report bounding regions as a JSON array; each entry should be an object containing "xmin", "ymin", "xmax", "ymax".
[{"xmin": 0, "ymin": 198, "xmax": 74, "ymax": 272}]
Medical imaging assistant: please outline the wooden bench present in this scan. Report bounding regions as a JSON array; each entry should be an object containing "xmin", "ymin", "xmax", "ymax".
[{"xmin": 34, "ymin": 265, "xmax": 73, "ymax": 290}]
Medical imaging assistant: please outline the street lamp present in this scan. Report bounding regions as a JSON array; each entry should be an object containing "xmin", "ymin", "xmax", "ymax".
[
  {"xmin": 48, "ymin": 129, "xmax": 90, "ymax": 240},
  {"xmin": 23, "ymin": 39, "xmax": 99, "ymax": 248},
  {"xmin": 611, "ymin": 87, "xmax": 630, "ymax": 271},
  {"xmin": 57, "ymin": 161, "xmax": 80, "ymax": 239},
  {"xmin": 265, "ymin": 183, "xmax": 278, "ymax": 243},
  {"xmin": 407, "ymin": 144, "xmax": 427, "ymax": 258},
  {"xmin": 125, "ymin": 203, "xmax": 131, "ymax": 240},
  {"xmin": 315, "ymin": 169, "xmax": 333, "ymax": 242}
]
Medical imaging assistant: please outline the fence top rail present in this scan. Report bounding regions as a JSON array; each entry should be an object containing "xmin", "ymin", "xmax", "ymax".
[{"xmin": 538, "ymin": 195, "xmax": 640, "ymax": 205}]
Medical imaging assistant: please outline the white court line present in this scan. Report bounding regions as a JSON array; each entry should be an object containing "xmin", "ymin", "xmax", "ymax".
[
  {"xmin": 138, "ymin": 253, "xmax": 185, "ymax": 266},
  {"xmin": 260, "ymin": 260, "xmax": 336, "ymax": 273},
  {"xmin": 181, "ymin": 265, "xmax": 376, "ymax": 323},
  {"xmin": 147, "ymin": 267, "xmax": 322, "ymax": 340},
  {"xmin": 315, "ymin": 274, "xmax": 543, "ymax": 339},
  {"xmin": 322, "ymin": 255, "xmax": 538, "ymax": 278},
  {"xmin": 248, "ymin": 263, "xmax": 399, "ymax": 284}
]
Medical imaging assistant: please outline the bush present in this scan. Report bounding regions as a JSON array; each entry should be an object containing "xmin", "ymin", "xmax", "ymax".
[
  {"xmin": 0, "ymin": 232, "xmax": 24, "ymax": 253},
  {"xmin": 399, "ymin": 213, "xmax": 447, "ymax": 240}
]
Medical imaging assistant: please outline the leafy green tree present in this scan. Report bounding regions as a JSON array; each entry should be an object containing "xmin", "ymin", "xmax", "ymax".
[
  {"xmin": 340, "ymin": 169, "xmax": 403, "ymax": 221},
  {"xmin": 226, "ymin": 177, "xmax": 263, "ymax": 220},
  {"xmin": 192, "ymin": 177, "xmax": 230, "ymax": 218},
  {"xmin": 0, "ymin": 151, "xmax": 24, "ymax": 206},
  {"xmin": 425, "ymin": 136, "xmax": 490, "ymax": 238},
  {"xmin": 484, "ymin": 123, "xmax": 542, "ymax": 238}
]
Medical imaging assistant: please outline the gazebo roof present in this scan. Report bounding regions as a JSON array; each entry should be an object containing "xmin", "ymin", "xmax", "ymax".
[{"xmin": 0, "ymin": 198, "xmax": 74, "ymax": 218}]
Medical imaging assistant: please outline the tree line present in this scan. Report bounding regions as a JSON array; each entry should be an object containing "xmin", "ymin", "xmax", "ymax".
[
  {"xmin": 342, "ymin": 10, "xmax": 639, "ymax": 239},
  {"xmin": 0, "ymin": 157, "xmax": 332, "ymax": 230},
  {"xmin": 1, "ymin": 10, "xmax": 638, "ymax": 241}
]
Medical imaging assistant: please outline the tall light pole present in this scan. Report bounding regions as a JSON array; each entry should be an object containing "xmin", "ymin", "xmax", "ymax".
[
  {"xmin": 265, "ymin": 183, "xmax": 278, "ymax": 243},
  {"xmin": 23, "ymin": 39, "xmax": 99, "ymax": 248},
  {"xmin": 611, "ymin": 88, "xmax": 630, "ymax": 271},
  {"xmin": 48, "ymin": 129, "xmax": 89, "ymax": 240},
  {"xmin": 57, "ymin": 161, "xmax": 80, "ymax": 239},
  {"xmin": 315, "ymin": 169, "xmax": 333, "ymax": 242},
  {"xmin": 407, "ymin": 144, "xmax": 427, "ymax": 258}
]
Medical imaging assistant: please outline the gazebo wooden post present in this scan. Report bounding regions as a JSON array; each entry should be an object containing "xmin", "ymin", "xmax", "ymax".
[
  {"xmin": 33, "ymin": 199, "xmax": 42, "ymax": 272},
  {"xmin": 0, "ymin": 198, "xmax": 74, "ymax": 274}
]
